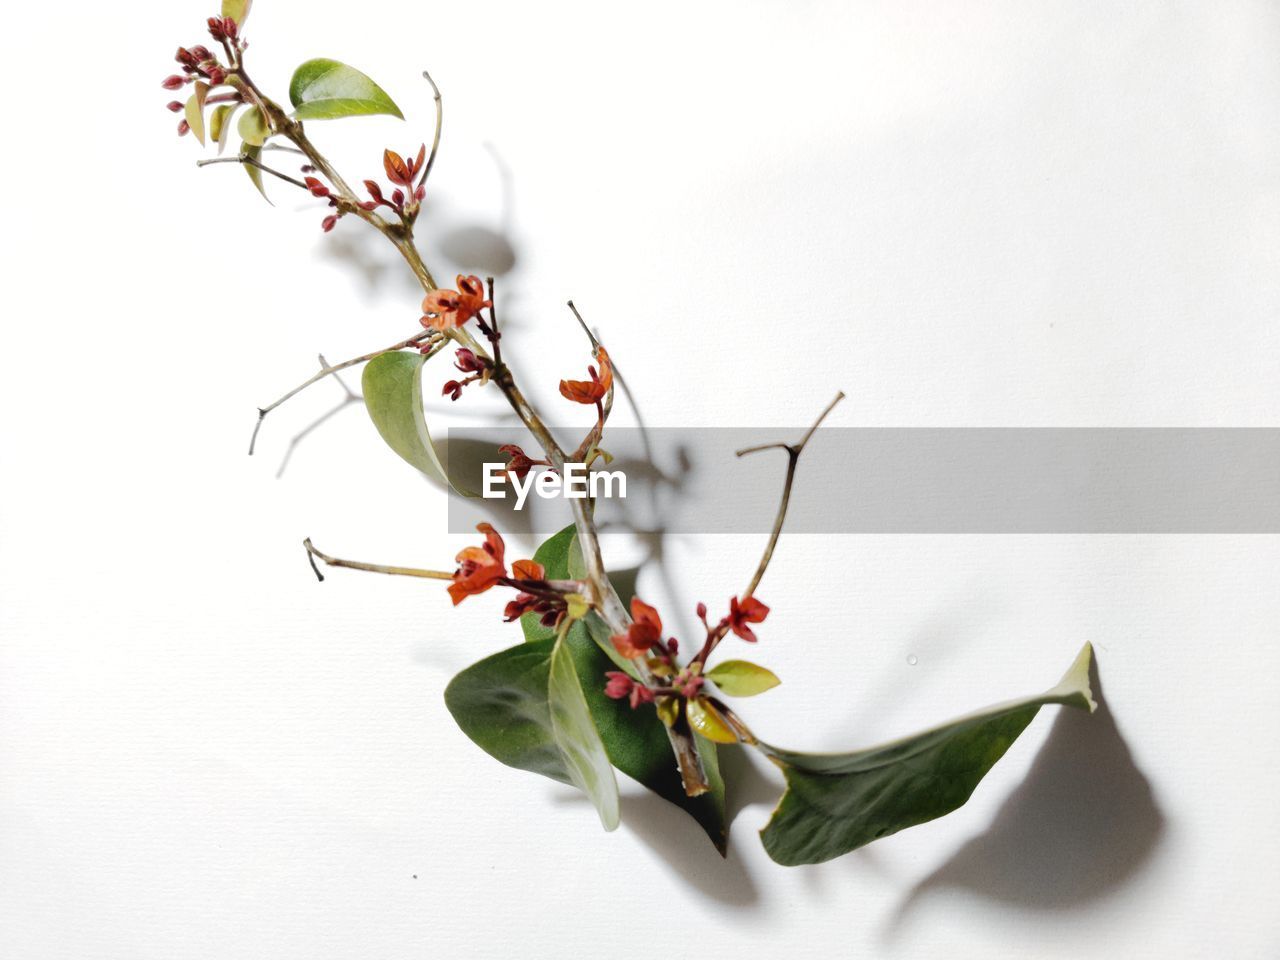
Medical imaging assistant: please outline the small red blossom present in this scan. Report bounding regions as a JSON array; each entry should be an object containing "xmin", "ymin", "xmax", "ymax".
[
  {"xmin": 511, "ymin": 559, "xmax": 545, "ymax": 581},
  {"xmin": 612, "ymin": 597, "xmax": 664, "ymax": 659},
  {"xmin": 421, "ymin": 275, "xmax": 491, "ymax": 331},
  {"xmin": 448, "ymin": 523, "xmax": 507, "ymax": 605},
  {"xmin": 559, "ymin": 347, "xmax": 613, "ymax": 405},
  {"xmin": 442, "ymin": 379, "xmax": 464, "ymax": 401},
  {"xmin": 321, "ymin": 214, "xmax": 339, "ymax": 233},
  {"xmin": 727, "ymin": 595, "xmax": 770, "ymax": 643},
  {"xmin": 603, "ymin": 672, "xmax": 656, "ymax": 709},
  {"xmin": 498, "ymin": 444, "xmax": 547, "ymax": 481},
  {"xmin": 453, "ymin": 348, "xmax": 487, "ymax": 373},
  {"xmin": 162, "ymin": 74, "xmax": 187, "ymax": 90}
]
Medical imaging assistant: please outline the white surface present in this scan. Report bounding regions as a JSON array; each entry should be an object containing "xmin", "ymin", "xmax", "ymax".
[{"xmin": 3, "ymin": 1, "xmax": 1278, "ymax": 957}]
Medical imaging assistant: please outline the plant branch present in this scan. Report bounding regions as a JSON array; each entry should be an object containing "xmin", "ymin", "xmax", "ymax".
[
  {"xmin": 420, "ymin": 70, "xmax": 443, "ymax": 188},
  {"xmin": 196, "ymin": 153, "xmax": 308, "ymax": 189},
  {"xmin": 249, "ymin": 332, "xmax": 443, "ymax": 455},
  {"xmin": 303, "ymin": 538, "xmax": 453, "ymax": 583},
  {"xmin": 735, "ymin": 391, "xmax": 844, "ymax": 599}
]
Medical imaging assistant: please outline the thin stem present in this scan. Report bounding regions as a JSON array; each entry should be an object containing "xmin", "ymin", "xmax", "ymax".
[
  {"xmin": 196, "ymin": 153, "xmax": 308, "ymax": 189},
  {"xmin": 249, "ymin": 332, "xmax": 442, "ymax": 455},
  {"xmin": 420, "ymin": 71, "xmax": 443, "ymax": 188},
  {"xmin": 304, "ymin": 538, "xmax": 453, "ymax": 582},
  {"xmin": 736, "ymin": 391, "xmax": 844, "ymax": 599}
]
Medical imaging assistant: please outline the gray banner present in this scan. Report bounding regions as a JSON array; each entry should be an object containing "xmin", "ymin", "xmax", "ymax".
[{"xmin": 440, "ymin": 428, "xmax": 1280, "ymax": 534}]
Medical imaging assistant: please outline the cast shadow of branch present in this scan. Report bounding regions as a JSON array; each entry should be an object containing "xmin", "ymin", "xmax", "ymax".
[{"xmin": 886, "ymin": 657, "xmax": 1164, "ymax": 933}]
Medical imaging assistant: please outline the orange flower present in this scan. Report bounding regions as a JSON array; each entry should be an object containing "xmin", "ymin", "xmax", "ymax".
[
  {"xmin": 612, "ymin": 596, "xmax": 663, "ymax": 659},
  {"xmin": 421, "ymin": 275, "xmax": 491, "ymax": 331},
  {"xmin": 726, "ymin": 595, "xmax": 770, "ymax": 642},
  {"xmin": 559, "ymin": 346, "xmax": 613, "ymax": 405},
  {"xmin": 448, "ymin": 522, "xmax": 507, "ymax": 605},
  {"xmin": 511, "ymin": 559, "xmax": 545, "ymax": 581}
]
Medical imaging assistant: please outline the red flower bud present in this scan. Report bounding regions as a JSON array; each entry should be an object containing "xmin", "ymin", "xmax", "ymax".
[
  {"xmin": 204, "ymin": 65, "xmax": 226, "ymax": 85},
  {"xmin": 207, "ymin": 16, "xmax": 226, "ymax": 40},
  {"xmin": 166, "ymin": 100, "xmax": 184, "ymax": 112},
  {"xmin": 321, "ymin": 214, "xmax": 338, "ymax": 233},
  {"xmin": 391, "ymin": 188, "xmax": 405, "ymax": 207},
  {"xmin": 189, "ymin": 45, "xmax": 212, "ymax": 61},
  {"xmin": 162, "ymin": 75, "xmax": 186, "ymax": 90},
  {"xmin": 363, "ymin": 180, "xmax": 384, "ymax": 203},
  {"xmin": 304, "ymin": 176, "xmax": 330, "ymax": 198},
  {"xmin": 223, "ymin": 17, "xmax": 239, "ymax": 40},
  {"xmin": 442, "ymin": 380, "xmax": 464, "ymax": 401},
  {"xmin": 454, "ymin": 348, "xmax": 484, "ymax": 373},
  {"xmin": 696, "ymin": 601, "xmax": 707, "ymax": 619},
  {"xmin": 359, "ymin": 201, "xmax": 378, "ymax": 211},
  {"xmin": 177, "ymin": 119, "xmax": 191, "ymax": 136},
  {"xmin": 604, "ymin": 672, "xmax": 634, "ymax": 700},
  {"xmin": 414, "ymin": 185, "xmax": 426, "ymax": 202},
  {"xmin": 176, "ymin": 47, "xmax": 198, "ymax": 66}
]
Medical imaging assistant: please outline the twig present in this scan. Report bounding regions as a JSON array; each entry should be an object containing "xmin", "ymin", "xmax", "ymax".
[
  {"xmin": 303, "ymin": 538, "xmax": 453, "ymax": 583},
  {"xmin": 420, "ymin": 71, "xmax": 443, "ymax": 188},
  {"xmin": 249, "ymin": 332, "xmax": 443, "ymax": 455},
  {"xmin": 196, "ymin": 153, "xmax": 309, "ymax": 189},
  {"xmin": 735, "ymin": 391, "xmax": 844, "ymax": 599},
  {"xmin": 566, "ymin": 300, "xmax": 601, "ymax": 348}
]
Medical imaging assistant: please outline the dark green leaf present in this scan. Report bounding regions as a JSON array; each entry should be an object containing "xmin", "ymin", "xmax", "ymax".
[
  {"xmin": 288, "ymin": 58, "xmax": 404, "ymax": 121},
  {"xmin": 757, "ymin": 643, "xmax": 1097, "ymax": 865},
  {"xmin": 444, "ymin": 637, "xmax": 569, "ymax": 784}
]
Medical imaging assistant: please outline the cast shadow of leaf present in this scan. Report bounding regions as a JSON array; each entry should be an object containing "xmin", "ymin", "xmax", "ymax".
[{"xmin": 887, "ymin": 657, "xmax": 1163, "ymax": 931}]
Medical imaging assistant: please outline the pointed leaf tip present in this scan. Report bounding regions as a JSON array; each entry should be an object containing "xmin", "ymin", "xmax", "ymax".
[{"xmin": 288, "ymin": 58, "xmax": 404, "ymax": 120}]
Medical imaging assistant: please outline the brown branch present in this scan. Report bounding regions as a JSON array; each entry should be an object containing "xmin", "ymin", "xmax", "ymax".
[
  {"xmin": 303, "ymin": 538, "xmax": 453, "ymax": 583},
  {"xmin": 736, "ymin": 391, "xmax": 844, "ymax": 599},
  {"xmin": 196, "ymin": 153, "xmax": 309, "ymax": 189},
  {"xmin": 419, "ymin": 71, "xmax": 443, "ymax": 188}
]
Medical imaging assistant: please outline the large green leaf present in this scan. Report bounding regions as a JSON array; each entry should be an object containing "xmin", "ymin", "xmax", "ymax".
[
  {"xmin": 237, "ymin": 105, "xmax": 270, "ymax": 147},
  {"xmin": 444, "ymin": 637, "xmax": 569, "ymax": 784},
  {"xmin": 757, "ymin": 643, "xmax": 1097, "ymax": 865},
  {"xmin": 362, "ymin": 350, "xmax": 472, "ymax": 494},
  {"xmin": 288, "ymin": 59, "xmax": 404, "ymax": 121},
  {"xmin": 549, "ymin": 631, "xmax": 620, "ymax": 830},
  {"xmin": 521, "ymin": 524, "xmax": 728, "ymax": 852}
]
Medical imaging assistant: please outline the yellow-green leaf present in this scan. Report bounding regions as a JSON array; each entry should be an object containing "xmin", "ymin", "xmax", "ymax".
[
  {"xmin": 237, "ymin": 105, "xmax": 270, "ymax": 147},
  {"xmin": 706, "ymin": 659, "xmax": 781, "ymax": 697},
  {"xmin": 209, "ymin": 104, "xmax": 236, "ymax": 154},
  {"xmin": 221, "ymin": 0, "xmax": 252, "ymax": 25},
  {"xmin": 288, "ymin": 58, "xmax": 404, "ymax": 121},
  {"xmin": 687, "ymin": 698, "xmax": 739, "ymax": 744},
  {"xmin": 240, "ymin": 144, "xmax": 270, "ymax": 204},
  {"xmin": 184, "ymin": 82, "xmax": 209, "ymax": 146}
]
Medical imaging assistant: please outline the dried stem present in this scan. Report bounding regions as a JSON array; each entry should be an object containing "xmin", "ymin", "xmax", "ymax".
[
  {"xmin": 196, "ymin": 153, "xmax": 308, "ymax": 189},
  {"xmin": 303, "ymin": 538, "xmax": 453, "ymax": 583},
  {"xmin": 736, "ymin": 391, "xmax": 845, "ymax": 599},
  {"xmin": 249, "ymin": 331, "xmax": 443, "ymax": 455}
]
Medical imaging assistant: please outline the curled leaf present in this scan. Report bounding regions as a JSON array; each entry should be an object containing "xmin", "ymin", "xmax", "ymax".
[
  {"xmin": 288, "ymin": 58, "xmax": 404, "ymax": 120},
  {"xmin": 706, "ymin": 659, "xmax": 781, "ymax": 697},
  {"xmin": 184, "ymin": 82, "xmax": 209, "ymax": 146},
  {"xmin": 757, "ymin": 643, "xmax": 1097, "ymax": 865},
  {"xmin": 548, "ymin": 630, "xmax": 621, "ymax": 831}
]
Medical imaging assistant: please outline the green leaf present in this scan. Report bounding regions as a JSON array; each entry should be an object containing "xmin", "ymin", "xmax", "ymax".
[
  {"xmin": 237, "ymin": 105, "xmax": 270, "ymax": 147},
  {"xmin": 184, "ymin": 82, "xmax": 209, "ymax": 146},
  {"xmin": 222, "ymin": 0, "xmax": 252, "ymax": 25},
  {"xmin": 240, "ymin": 144, "xmax": 271, "ymax": 204},
  {"xmin": 549, "ymin": 629, "xmax": 620, "ymax": 830},
  {"xmin": 706, "ymin": 660, "xmax": 781, "ymax": 697},
  {"xmin": 444, "ymin": 637, "xmax": 570, "ymax": 785},
  {"xmin": 361, "ymin": 350, "xmax": 473, "ymax": 495},
  {"xmin": 757, "ymin": 643, "xmax": 1097, "ymax": 866},
  {"xmin": 519, "ymin": 524, "xmax": 729, "ymax": 852},
  {"xmin": 288, "ymin": 59, "xmax": 404, "ymax": 121},
  {"xmin": 209, "ymin": 104, "xmax": 237, "ymax": 154}
]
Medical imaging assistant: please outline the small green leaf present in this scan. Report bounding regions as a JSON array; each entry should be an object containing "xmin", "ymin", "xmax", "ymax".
[
  {"xmin": 222, "ymin": 0, "xmax": 252, "ymax": 25},
  {"xmin": 209, "ymin": 104, "xmax": 237, "ymax": 154},
  {"xmin": 237, "ymin": 105, "xmax": 270, "ymax": 146},
  {"xmin": 288, "ymin": 58, "xmax": 404, "ymax": 121},
  {"xmin": 706, "ymin": 660, "xmax": 781, "ymax": 697},
  {"xmin": 184, "ymin": 82, "xmax": 209, "ymax": 146},
  {"xmin": 240, "ymin": 144, "xmax": 271, "ymax": 204},
  {"xmin": 548, "ymin": 630, "xmax": 620, "ymax": 831},
  {"xmin": 757, "ymin": 643, "xmax": 1097, "ymax": 865},
  {"xmin": 361, "ymin": 351, "xmax": 473, "ymax": 495}
]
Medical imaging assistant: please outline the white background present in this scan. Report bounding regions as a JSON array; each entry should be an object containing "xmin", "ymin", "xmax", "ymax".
[{"xmin": 3, "ymin": 1, "xmax": 1278, "ymax": 957}]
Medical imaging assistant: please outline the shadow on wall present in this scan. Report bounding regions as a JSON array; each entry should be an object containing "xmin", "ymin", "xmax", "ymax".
[{"xmin": 886, "ymin": 657, "xmax": 1164, "ymax": 931}]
